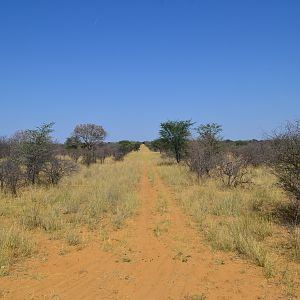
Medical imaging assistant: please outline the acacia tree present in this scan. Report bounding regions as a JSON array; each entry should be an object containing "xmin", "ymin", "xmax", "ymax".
[
  {"xmin": 196, "ymin": 123, "xmax": 222, "ymax": 151},
  {"xmin": 0, "ymin": 124, "xmax": 78, "ymax": 195},
  {"xmin": 72, "ymin": 123, "xmax": 107, "ymax": 166},
  {"xmin": 159, "ymin": 120, "xmax": 193, "ymax": 163},
  {"xmin": 187, "ymin": 123, "xmax": 223, "ymax": 177},
  {"xmin": 17, "ymin": 123, "xmax": 54, "ymax": 184}
]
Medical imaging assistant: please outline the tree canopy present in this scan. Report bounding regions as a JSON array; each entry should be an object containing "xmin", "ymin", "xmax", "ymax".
[{"xmin": 159, "ymin": 120, "xmax": 193, "ymax": 163}]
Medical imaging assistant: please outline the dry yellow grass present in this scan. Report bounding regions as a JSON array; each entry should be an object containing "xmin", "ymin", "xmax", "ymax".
[
  {"xmin": 1, "ymin": 146, "xmax": 299, "ymax": 297},
  {"xmin": 0, "ymin": 151, "xmax": 143, "ymax": 275},
  {"xmin": 0, "ymin": 146, "xmax": 299, "ymax": 299},
  {"xmin": 0, "ymin": 226, "xmax": 35, "ymax": 276},
  {"xmin": 157, "ymin": 157, "xmax": 300, "ymax": 282}
]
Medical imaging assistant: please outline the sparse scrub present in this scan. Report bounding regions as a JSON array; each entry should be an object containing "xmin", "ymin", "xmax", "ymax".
[
  {"xmin": 158, "ymin": 158, "xmax": 295, "ymax": 278},
  {"xmin": 13, "ymin": 151, "xmax": 142, "ymax": 233},
  {"xmin": 0, "ymin": 123, "xmax": 77, "ymax": 195},
  {"xmin": 0, "ymin": 147, "xmax": 142, "ymax": 270}
]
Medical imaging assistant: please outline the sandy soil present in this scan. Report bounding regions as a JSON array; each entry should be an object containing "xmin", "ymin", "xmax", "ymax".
[{"xmin": 0, "ymin": 147, "xmax": 292, "ymax": 299}]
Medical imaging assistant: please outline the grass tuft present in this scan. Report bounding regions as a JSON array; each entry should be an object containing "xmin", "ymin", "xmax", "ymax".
[
  {"xmin": 0, "ymin": 226, "xmax": 35, "ymax": 275},
  {"xmin": 290, "ymin": 227, "xmax": 300, "ymax": 261},
  {"xmin": 65, "ymin": 230, "xmax": 82, "ymax": 246}
]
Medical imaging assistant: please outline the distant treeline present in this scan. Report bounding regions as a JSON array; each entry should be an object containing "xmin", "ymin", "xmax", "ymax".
[{"xmin": 145, "ymin": 137, "xmax": 273, "ymax": 167}]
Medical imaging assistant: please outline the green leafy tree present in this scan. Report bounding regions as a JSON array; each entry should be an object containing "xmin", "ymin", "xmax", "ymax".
[
  {"xmin": 0, "ymin": 123, "xmax": 77, "ymax": 194},
  {"xmin": 133, "ymin": 142, "xmax": 141, "ymax": 151},
  {"xmin": 65, "ymin": 136, "xmax": 81, "ymax": 150},
  {"xmin": 196, "ymin": 123, "xmax": 222, "ymax": 152},
  {"xmin": 159, "ymin": 120, "xmax": 193, "ymax": 163},
  {"xmin": 148, "ymin": 139, "xmax": 165, "ymax": 153},
  {"xmin": 18, "ymin": 123, "xmax": 54, "ymax": 184}
]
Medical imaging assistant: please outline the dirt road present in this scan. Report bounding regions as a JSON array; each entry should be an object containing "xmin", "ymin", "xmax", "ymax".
[{"xmin": 0, "ymin": 147, "xmax": 285, "ymax": 299}]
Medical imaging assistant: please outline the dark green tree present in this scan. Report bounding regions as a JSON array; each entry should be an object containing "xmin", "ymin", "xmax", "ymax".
[
  {"xmin": 159, "ymin": 120, "xmax": 193, "ymax": 163},
  {"xmin": 147, "ymin": 139, "xmax": 166, "ymax": 153},
  {"xmin": 65, "ymin": 136, "xmax": 81, "ymax": 150},
  {"xmin": 65, "ymin": 136, "xmax": 81, "ymax": 162}
]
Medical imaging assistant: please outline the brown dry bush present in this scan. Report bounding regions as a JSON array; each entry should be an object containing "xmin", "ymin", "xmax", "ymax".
[
  {"xmin": 271, "ymin": 120, "xmax": 300, "ymax": 223},
  {"xmin": 216, "ymin": 154, "xmax": 250, "ymax": 188}
]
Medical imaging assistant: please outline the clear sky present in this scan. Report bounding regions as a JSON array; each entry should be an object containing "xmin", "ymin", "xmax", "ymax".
[{"xmin": 1, "ymin": 0, "xmax": 299, "ymax": 142}]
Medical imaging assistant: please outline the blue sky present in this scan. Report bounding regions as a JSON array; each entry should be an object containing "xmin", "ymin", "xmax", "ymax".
[{"xmin": 0, "ymin": 0, "xmax": 299, "ymax": 142}]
